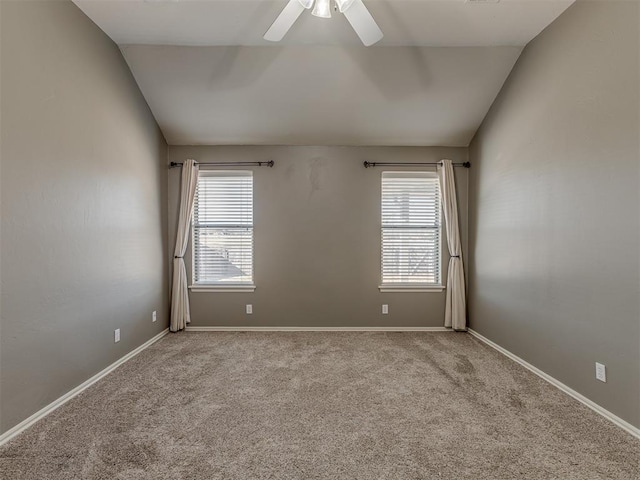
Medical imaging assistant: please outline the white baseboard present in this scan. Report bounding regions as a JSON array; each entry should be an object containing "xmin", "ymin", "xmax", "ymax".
[
  {"xmin": 468, "ymin": 328, "xmax": 640, "ymax": 440},
  {"xmin": 0, "ymin": 328, "xmax": 169, "ymax": 447},
  {"xmin": 185, "ymin": 326, "xmax": 451, "ymax": 332}
]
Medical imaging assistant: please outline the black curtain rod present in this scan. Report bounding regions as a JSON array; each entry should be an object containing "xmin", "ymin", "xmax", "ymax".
[
  {"xmin": 169, "ymin": 161, "xmax": 274, "ymax": 168},
  {"xmin": 363, "ymin": 161, "xmax": 470, "ymax": 168}
]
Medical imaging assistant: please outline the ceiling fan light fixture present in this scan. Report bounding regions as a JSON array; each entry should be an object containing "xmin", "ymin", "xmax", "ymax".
[
  {"xmin": 311, "ymin": 0, "xmax": 331, "ymax": 18},
  {"xmin": 265, "ymin": 0, "xmax": 383, "ymax": 46},
  {"xmin": 297, "ymin": 0, "xmax": 315, "ymax": 9},
  {"xmin": 335, "ymin": 0, "xmax": 356, "ymax": 13}
]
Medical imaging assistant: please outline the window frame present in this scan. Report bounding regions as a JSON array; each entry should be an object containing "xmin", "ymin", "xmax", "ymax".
[
  {"xmin": 379, "ymin": 170, "xmax": 445, "ymax": 293},
  {"xmin": 189, "ymin": 169, "xmax": 256, "ymax": 293}
]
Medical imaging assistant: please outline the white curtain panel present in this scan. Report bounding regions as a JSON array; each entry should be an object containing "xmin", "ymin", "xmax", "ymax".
[
  {"xmin": 170, "ymin": 159, "xmax": 199, "ymax": 332},
  {"xmin": 438, "ymin": 159, "xmax": 467, "ymax": 331}
]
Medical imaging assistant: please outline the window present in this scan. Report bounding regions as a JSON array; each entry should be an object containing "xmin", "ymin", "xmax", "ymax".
[
  {"xmin": 192, "ymin": 171, "xmax": 254, "ymax": 287},
  {"xmin": 381, "ymin": 172, "xmax": 441, "ymax": 288}
]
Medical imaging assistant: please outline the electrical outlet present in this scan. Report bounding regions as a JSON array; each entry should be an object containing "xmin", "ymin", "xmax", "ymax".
[
  {"xmin": 595, "ymin": 362, "xmax": 606, "ymax": 382},
  {"xmin": 152, "ymin": 311, "xmax": 157, "ymax": 322},
  {"xmin": 382, "ymin": 304, "xmax": 389, "ymax": 315},
  {"xmin": 246, "ymin": 304, "xmax": 253, "ymax": 315},
  {"xmin": 114, "ymin": 329, "xmax": 120, "ymax": 343}
]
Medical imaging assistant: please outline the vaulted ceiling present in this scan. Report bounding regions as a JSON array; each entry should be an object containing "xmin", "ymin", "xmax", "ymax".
[{"xmin": 73, "ymin": 0, "xmax": 575, "ymax": 146}]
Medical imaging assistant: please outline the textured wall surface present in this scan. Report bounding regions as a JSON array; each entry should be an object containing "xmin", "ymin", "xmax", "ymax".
[
  {"xmin": 468, "ymin": 0, "xmax": 639, "ymax": 427},
  {"xmin": 0, "ymin": 1, "xmax": 168, "ymax": 433},
  {"xmin": 168, "ymin": 146, "xmax": 468, "ymax": 328}
]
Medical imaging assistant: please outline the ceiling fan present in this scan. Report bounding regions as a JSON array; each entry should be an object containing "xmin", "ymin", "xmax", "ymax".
[{"xmin": 264, "ymin": 0, "xmax": 383, "ymax": 47}]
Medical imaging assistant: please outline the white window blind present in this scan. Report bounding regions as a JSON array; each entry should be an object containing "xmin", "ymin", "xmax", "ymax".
[
  {"xmin": 193, "ymin": 171, "xmax": 253, "ymax": 285},
  {"xmin": 381, "ymin": 172, "xmax": 441, "ymax": 285}
]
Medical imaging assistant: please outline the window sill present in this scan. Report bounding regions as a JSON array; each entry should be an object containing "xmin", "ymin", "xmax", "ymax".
[
  {"xmin": 379, "ymin": 285, "xmax": 445, "ymax": 293},
  {"xmin": 189, "ymin": 284, "xmax": 256, "ymax": 293}
]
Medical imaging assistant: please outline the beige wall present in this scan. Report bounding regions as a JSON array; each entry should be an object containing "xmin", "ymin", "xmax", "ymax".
[
  {"xmin": 169, "ymin": 146, "xmax": 468, "ymax": 328},
  {"xmin": 0, "ymin": 1, "xmax": 169, "ymax": 433},
  {"xmin": 468, "ymin": 0, "xmax": 639, "ymax": 427}
]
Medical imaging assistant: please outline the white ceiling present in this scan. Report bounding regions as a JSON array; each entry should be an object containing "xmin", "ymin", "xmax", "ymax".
[
  {"xmin": 73, "ymin": 0, "xmax": 575, "ymax": 146},
  {"xmin": 74, "ymin": 0, "xmax": 574, "ymax": 47},
  {"xmin": 120, "ymin": 45, "xmax": 521, "ymax": 146}
]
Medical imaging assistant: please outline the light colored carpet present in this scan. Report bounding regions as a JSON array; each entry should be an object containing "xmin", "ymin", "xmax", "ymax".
[{"xmin": 0, "ymin": 332, "xmax": 638, "ymax": 479}]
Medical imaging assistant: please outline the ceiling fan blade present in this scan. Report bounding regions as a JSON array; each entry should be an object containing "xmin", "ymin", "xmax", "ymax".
[
  {"xmin": 264, "ymin": 0, "xmax": 306, "ymax": 42},
  {"xmin": 343, "ymin": 0, "xmax": 383, "ymax": 46}
]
